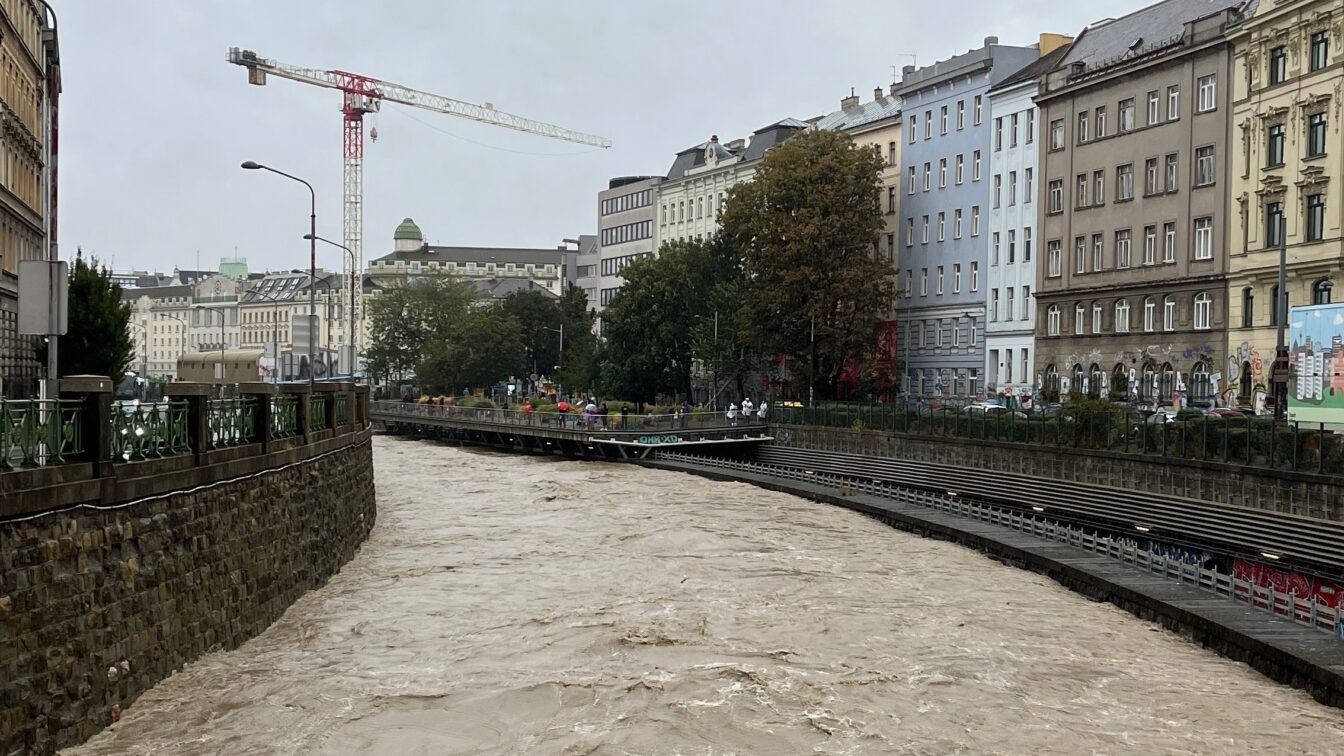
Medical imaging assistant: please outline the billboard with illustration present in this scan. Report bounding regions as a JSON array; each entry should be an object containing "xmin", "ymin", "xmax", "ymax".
[{"xmin": 1287, "ymin": 302, "xmax": 1344, "ymax": 425}]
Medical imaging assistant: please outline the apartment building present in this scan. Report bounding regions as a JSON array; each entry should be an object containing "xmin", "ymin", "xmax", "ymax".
[
  {"xmin": 369, "ymin": 218, "xmax": 567, "ymax": 295},
  {"xmin": 1226, "ymin": 0, "xmax": 1341, "ymax": 406},
  {"xmin": 595, "ymin": 176, "xmax": 660, "ymax": 313},
  {"xmin": 1036, "ymin": 0, "xmax": 1242, "ymax": 407},
  {"xmin": 897, "ymin": 36, "xmax": 1039, "ymax": 396},
  {"xmin": 123, "ymin": 285, "xmax": 193, "ymax": 379},
  {"xmin": 985, "ymin": 40, "xmax": 1072, "ymax": 401}
]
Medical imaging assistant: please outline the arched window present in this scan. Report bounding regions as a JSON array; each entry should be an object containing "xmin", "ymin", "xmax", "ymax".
[
  {"xmin": 1089, "ymin": 363, "xmax": 1103, "ymax": 398},
  {"xmin": 1140, "ymin": 360, "xmax": 1158, "ymax": 402},
  {"xmin": 1193, "ymin": 291, "xmax": 1212, "ymax": 330},
  {"xmin": 1159, "ymin": 362, "xmax": 1175, "ymax": 404},
  {"xmin": 1092, "ymin": 301, "xmax": 1104, "ymax": 333},
  {"xmin": 1313, "ymin": 278, "xmax": 1333, "ymax": 305},
  {"xmin": 1241, "ymin": 287, "xmax": 1254, "ymax": 328},
  {"xmin": 1162, "ymin": 295, "xmax": 1176, "ymax": 331},
  {"xmin": 1046, "ymin": 305, "xmax": 1060, "ymax": 336},
  {"xmin": 1112, "ymin": 362, "xmax": 1130, "ymax": 399},
  {"xmin": 1074, "ymin": 303, "xmax": 1085, "ymax": 335},
  {"xmin": 1072, "ymin": 363, "xmax": 1085, "ymax": 395},
  {"xmin": 1239, "ymin": 361, "xmax": 1253, "ymax": 400},
  {"xmin": 1191, "ymin": 361, "xmax": 1210, "ymax": 403},
  {"xmin": 1143, "ymin": 296, "xmax": 1155, "ymax": 331},
  {"xmin": 1115, "ymin": 299, "xmax": 1130, "ymax": 332},
  {"xmin": 1043, "ymin": 364, "xmax": 1059, "ymax": 395}
]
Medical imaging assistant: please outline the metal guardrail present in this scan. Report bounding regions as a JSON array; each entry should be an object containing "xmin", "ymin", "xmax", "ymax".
[
  {"xmin": 334, "ymin": 394, "xmax": 350, "ymax": 428},
  {"xmin": 111, "ymin": 400, "xmax": 190, "ymax": 461},
  {"xmin": 656, "ymin": 450, "xmax": 1344, "ymax": 638},
  {"xmin": 270, "ymin": 396, "xmax": 299, "ymax": 439},
  {"xmin": 371, "ymin": 400, "xmax": 767, "ymax": 433},
  {"xmin": 776, "ymin": 403, "xmax": 1344, "ymax": 477},
  {"xmin": 208, "ymin": 397, "xmax": 257, "ymax": 448},
  {"xmin": 1, "ymin": 399, "xmax": 84, "ymax": 469},
  {"xmin": 310, "ymin": 395, "xmax": 330, "ymax": 431}
]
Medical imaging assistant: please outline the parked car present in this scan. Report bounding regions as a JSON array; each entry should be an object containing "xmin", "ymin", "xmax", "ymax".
[
  {"xmin": 962, "ymin": 403, "xmax": 1028, "ymax": 420},
  {"xmin": 1143, "ymin": 409, "xmax": 1181, "ymax": 425}
]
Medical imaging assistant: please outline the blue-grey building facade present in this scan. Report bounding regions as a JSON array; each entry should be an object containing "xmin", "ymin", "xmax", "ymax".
[{"xmin": 896, "ymin": 36, "xmax": 1040, "ymax": 397}]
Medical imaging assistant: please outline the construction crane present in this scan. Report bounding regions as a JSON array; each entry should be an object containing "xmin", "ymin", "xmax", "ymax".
[{"xmin": 225, "ymin": 47, "xmax": 611, "ymax": 368}]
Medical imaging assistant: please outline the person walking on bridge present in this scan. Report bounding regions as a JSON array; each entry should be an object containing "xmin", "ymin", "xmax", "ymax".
[
  {"xmin": 727, "ymin": 401, "xmax": 738, "ymax": 426},
  {"xmin": 741, "ymin": 397, "xmax": 754, "ymax": 422},
  {"xmin": 597, "ymin": 401, "xmax": 609, "ymax": 430}
]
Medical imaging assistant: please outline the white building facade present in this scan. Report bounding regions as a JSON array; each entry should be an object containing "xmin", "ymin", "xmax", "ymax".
[{"xmin": 596, "ymin": 177, "xmax": 660, "ymax": 314}]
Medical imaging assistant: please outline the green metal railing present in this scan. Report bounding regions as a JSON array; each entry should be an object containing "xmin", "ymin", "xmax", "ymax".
[
  {"xmin": 775, "ymin": 402, "xmax": 1344, "ymax": 477},
  {"xmin": 270, "ymin": 396, "xmax": 299, "ymax": 439},
  {"xmin": 1, "ymin": 399, "xmax": 84, "ymax": 469},
  {"xmin": 110, "ymin": 400, "xmax": 190, "ymax": 461},
  {"xmin": 310, "ymin": 395, "xmax": 330, "ymax": 431},
  {"xmin": 208, "ymin": 397, "xmax": 257, "ymax": 448},
  {"xmin": 334, "ymin": 394, "xmax": 350, "ymax": 428}
]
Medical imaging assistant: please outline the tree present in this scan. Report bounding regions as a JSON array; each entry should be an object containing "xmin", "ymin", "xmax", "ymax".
[
  {"xmin": 719, "ymin": 128, "xmax": 893, "ymax": 400},
  {"xmin": 416, "ymin": 305, "xmax": 524, "ymax": 395},
  {"xmin": 501, "ymin": 285, "xmax": 596, "ymax": 394},
  {"xmin": 364, "ymin": 275, "xmax": 478, "ymax": 382},
  {"xmin": 41, "ymin": 251, "xmax": 134, "ymax": 379}
]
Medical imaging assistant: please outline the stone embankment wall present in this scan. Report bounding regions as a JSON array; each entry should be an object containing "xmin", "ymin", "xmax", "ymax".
[
  {"xmin": 0, "ymin": 436, "xmax": 376, "ymax": 755},
  {"xmin": 770, "ymin": 425, "xmax": 1344, "ymax": 521}
]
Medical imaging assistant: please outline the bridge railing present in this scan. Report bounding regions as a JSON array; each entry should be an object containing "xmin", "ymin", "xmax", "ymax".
[{"xmin": 371, "ymin": 400, "xmax": 767, "ymax": 433}]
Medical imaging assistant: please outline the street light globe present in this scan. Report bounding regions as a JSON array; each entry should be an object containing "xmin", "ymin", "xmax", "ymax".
[{"xmin": 240, "ymin": 161, "xmax": 262, "ymax": 170}]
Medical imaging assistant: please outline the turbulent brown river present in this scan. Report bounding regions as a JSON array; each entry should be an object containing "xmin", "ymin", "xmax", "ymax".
[{"xmin": 67, "ymin": 436, "xmax": 1344, "ymax": 754}]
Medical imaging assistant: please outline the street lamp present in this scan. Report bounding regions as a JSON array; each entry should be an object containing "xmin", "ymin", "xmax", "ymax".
[
  {"xmin": 242, "ymin": 160, "xmax": 316, "ymax": 387},
  {"xmin": 300, "ymin": 271, "xmax": 337, "ymax": 378},
  {"xmin": 303, "ymin": 233, "xmax": 358, "ymax": 378}
]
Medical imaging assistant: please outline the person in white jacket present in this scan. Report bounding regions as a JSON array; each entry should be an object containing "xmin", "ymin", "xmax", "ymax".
[
  {"xmin": 727, "ymin": 402, "xmax": 738, "ymax": 425},
  {"xmin": 741, "ymin": 397, "xmax": 754, "ymax": 419},
  {"xmin": 756, "ymin": 400, "xmax": 768, "ymax": 421}
]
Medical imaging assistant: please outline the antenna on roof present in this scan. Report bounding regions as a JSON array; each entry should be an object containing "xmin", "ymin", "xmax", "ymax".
[{"xmin": 892, "ymin": 53, "xmax": 917, "ymax": 81}]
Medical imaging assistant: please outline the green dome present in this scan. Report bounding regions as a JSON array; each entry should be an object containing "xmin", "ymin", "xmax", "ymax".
[{"xmin": 393, "ymin": 217, "xmax": 423, "ymax": 241}]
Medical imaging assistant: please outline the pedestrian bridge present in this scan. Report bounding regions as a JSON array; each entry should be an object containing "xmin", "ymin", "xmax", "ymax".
[{"xmin": 369, "ymin": 401, "xmax": 771, "ymax": 458}]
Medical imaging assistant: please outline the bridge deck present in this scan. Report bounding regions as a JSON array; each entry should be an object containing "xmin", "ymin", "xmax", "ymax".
[{"xmin": 370, "ymin": 401, "xmax": 770, "ymax": 458}]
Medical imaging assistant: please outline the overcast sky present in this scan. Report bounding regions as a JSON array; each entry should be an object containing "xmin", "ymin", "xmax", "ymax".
[{"xmin": 60, "ymin": 0, "xmax": 1140, "ymax": 274}]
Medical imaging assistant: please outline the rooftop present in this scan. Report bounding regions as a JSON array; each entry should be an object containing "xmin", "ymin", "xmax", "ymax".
[
  {"xmin": 813, "ymin": 93, "xmax": 902, "ymax": 133},
  {"xmin": 1057, "ymin": 0, "xmax": 1251, "ymax": 75},
  {"xmin": 373, "ymin": 245, "xmax": 565, "ymax": 267}
]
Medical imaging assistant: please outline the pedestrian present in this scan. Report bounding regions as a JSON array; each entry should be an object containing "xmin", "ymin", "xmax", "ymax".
[
  {"xmin": 585, "ymin": 400, "xmax": 597, "ymax": 429},
  {"xmin": 680, "ymin": 400, "xmax": 691, "ymax": 429},
  {"xmin": 597, "ymin": 401, "xmax": 609, "ymax": 430},
  {"xmin": 557, "ymin": 400, "xmax": 571, "ymax": 428},
  {"xmin": 741, "ymin": 396, "xmax": 754, "ymax": 420},
  {"xmin": 523, "ymin": 400, "xmax": 535, "ymax": 425},
  {"xmin": 620, "ymin": 404, "xmax": 630, "ymax": 431},
  {"xmin": 757, "ymin": 400, "xmax": 768, "ymax": 422},
  {"xmin": 727, "ymin": 401, "xmax": 738, "ymax": 426}
]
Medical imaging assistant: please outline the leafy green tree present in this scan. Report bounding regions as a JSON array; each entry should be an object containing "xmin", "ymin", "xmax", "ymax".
[
  {"xmin": 719, "ymin": 128, "xmax": 893, "ymax": 400},
  {"xmin": 416, "ymin": 305, "xmax": 525, "ymax": 395},
  {"xmin": 41, "ymin": 251, "xmax": 134, "ymax": 379},
  {"xmin": 501, "ymin": 285, "xmax": 596, "ymax": 394},
  {"xmin": 364, "ymin": 275, "xmax": 478, "ymax": 382}
]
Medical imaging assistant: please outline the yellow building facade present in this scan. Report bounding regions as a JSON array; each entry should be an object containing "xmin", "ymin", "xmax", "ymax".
[{"xmin": 1227, "ymin": 0, "xmax": 1342, "ymax": 404}]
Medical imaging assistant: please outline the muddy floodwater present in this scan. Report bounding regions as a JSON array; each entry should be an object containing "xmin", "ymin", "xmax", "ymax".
[{"xmin": 66, "ymin": 436, "xmax": 1344, "ymax": 754}]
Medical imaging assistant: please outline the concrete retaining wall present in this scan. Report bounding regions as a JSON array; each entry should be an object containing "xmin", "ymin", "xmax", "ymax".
[
  {"xmin": 771, "ymin": 424, "xmax": 1344, "ymax": 521},
  {"xmin": 0, "ymin": 434, "xmax": 376, "ymax": 755}
]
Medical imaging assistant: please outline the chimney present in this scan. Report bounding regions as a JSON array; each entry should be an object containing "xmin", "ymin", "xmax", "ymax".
[
  {"xmin": 889, "ymin": 82, "xmax": 899, "ymax": 96},
  {"xmin": 710, "ymin": 134, "xmax": 719, "ymax": 143},
  {"xmin": 841, "ymin": 87, "xmax": 859, "ymax": 109},
  {"xmin": 984, "ymin": 35, "xmax": 999, "ymax": 47},
  {"xmin": 874, "ymin": 86, "xmax": 884, "ymax": 101}
]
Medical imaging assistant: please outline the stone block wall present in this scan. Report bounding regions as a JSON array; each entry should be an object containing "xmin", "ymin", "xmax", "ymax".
[
  {"xmin": 770, "ymin": 425, "xmax": 1344, "ymax": 521},
  {"xmin": 0, "ymin": 437, "xmax": 376, "ymax": 755}
]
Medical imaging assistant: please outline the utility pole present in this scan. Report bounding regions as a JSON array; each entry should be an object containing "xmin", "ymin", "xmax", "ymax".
[
  {"xmin": 809, "ymin": 315, "xmax": 816, "ymax": 408},
  {"xmin": 1272, "ymin": 213, "xmax": 1288, "ymax": 421}
]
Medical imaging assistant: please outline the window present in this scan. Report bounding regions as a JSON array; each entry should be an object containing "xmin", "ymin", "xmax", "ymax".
[
  {"xmin": 1194, "ymin": 217, "xmax": 1213, "ymax": 260},
  {"xmin": 971, "ymin": 206, "xmax": 980, "ymax": 236},
  {"xmin": 1075, "ymin": 303, "xmax": 1086, "ymax": 335},
  {"xmin": 1077, "ymin": 111, "xmax": 1090, "ymax": 143},
  {"xmin": 1092, "ymin": 302, "xmax": 1104, "ymax": 334},
  {"xmin": 936, "ymin": 266, "xmax": 945, "ymax": 295},
  {"xmin": 907, "ymin": 166, "xmax": 916, "ymax": 194},
  {"xmin": 1267, "ymin": 124, "xmax": 1285, "ymax": 167},
  {"xmin": 924, "ymin": 110, "xmax": 932, "ymax": 139},
  {"xmin": 908, "ymin": 115, "xmax": 917, "ymax": 143},
  {"xmin": 1163, "ymin": 296, "xmax": 1176, "ymax": 331},
  {"xmin": 940, "ymin": 105, "xmax": 948, "ymax": 134},
  {"xmin": 1024, "ymin": 227, "xmax": 1032, "ymax": 261},
  {"xmin": 1167, "ymin": 85, "xmax": 1180, "ymax": 120},
  {"xmin": 1008, "ymin": 229, "xmax": 1016, "ymax": 263},
  {"xmin": 886, "ymin": 233, "xmax": 895, "ymax": 262},
  {"xmin": 1093, "ymin": 170, "xmax": 1105, "ymax": 205},
  {"xmin": 939, "ymin": 158, "xmax": 948, "ymax": 187},
  {"xmin": 995, "ymin": 117, "xmax": 1003, "ymax": 150},
  {"xmin": 953, "ymin": 264, "xmax": 962, "ymax": 293},
  {"xmin": 1308, "ymin": 113, "xmax": 1328, "ymax": 158},
  {"xmin": 888, "ymin": 141, "xmax": 897, "ymax": 166},
  {"xmin": 1118, "ymin": 98, "xmax": 1134, "ymax": 132},
  {"xmin": 888, "ymin": 186, "xmax": 897, "ymax": 213},
  {"xmin": 973, "ymin": 150, "xmax": 982, "ymax": 181},
  {"xmin": 1116, "ymin": 229, "xmax": 1132, "ymax": 268},
  {"xmin": 953, "ymin": 154, "xmax": 965, "ymax": 185},
  {"xmin": 1163, "ymin": 222, "xmax": 1176, "ymax": 262},
  {"xmin": 994, "ymin": 174, "xmax": 1002, "ymax": 208},
  {"xmin": 1116, "ymin": 163, "xmax": 1133, "ymax": 200},
  {"xmin": 974, "ymin": 95, "xmax": 982, "ymax": 125},
  {"xmin": 1047, "ymin": 305, "xmax": 1060, "ymax": 335},
  {"xmin": 1165, "ymin": 154, "xmax": 1178, "ymax": 192},
  {"xmin": 1266, "ymin": 201, "xmax": 1284, "ymax": 247},
  {"xmin": 1011, "ymin": 113, "xmax": 1020, "ymax": 146},
  {"xmin": 1147, "ymin": 91, "xmax": 1160, "ymax": 125},
  {"xmin": 1074, "ymin": 236, "xmax": 1086, "ymax": 274},
  {"xmin": 1269, "ymin": 46, "xmax": 1287, "ymax": 85},
  {"xmin": 1143, "ymin": 297, "xmax": 1155, "ymax": 332},
  {"xmin": 906, "ymin": 217, "xmax": 914, "ymax": 247},
  {"xmin": 1194, "ymin": 292, "xmax": 1211, "ymax": 330},
  {"xmin": 1050, "ymin": 119, "xmax": 1064, "ymax": 150},
  {"xmin": 954, "ymin": 208, "xmax": 963, "ymax": 239},
  {"xmin": 1021, "ymin": 286, "xmax": 1030, "ymax": 319},
  {"xmin": 923, "ymin": 162, "xmax": 931, "ymax": 191},
  {"xmin": 1143, "ymin": 225, "xmax": 1157, "ymax": 265},
  {"xmin": 1270, "ymin": 284, "xmax": 1283, "ymax": 325},
  {"xmin": 1195, "ymin": 146, "xmax": 1215, "ymax": 186},
  {"xmin": 1047, "ymin": 241, "xmax": 1062, "ymax": 277},
  {"xmin": 920, "ymin": 268, "xmax": 928, "ymax": 295},
  {"xmin": 1313, "ymin": 279, "xmax": 1333, "ymax": 305},
  {"xmin": 1311, "ymin": 31, "xmax": 1329, "ymax": 72},
  {"xmin": 1024, "ymin": 168, "xmax": 1033, "ymax": 203},
  {"xmin": 1197, "ymin": 74, "xmax": 1216, "ymax": 112},
  {"xmin": 921, "ymin": 215, "xmax": 930, "ymax": 243},
  {"xmin": 1008, "ymin": 171, "xmax": 1017, "ymax": 205},
  {"xmin": 992, "ymin": 232, "xmax": 1000, "ymax": 265},
  {"xmin": 937, "ymin": 212, "xmax": 946, "ymax": 241},
  {"xmin": 1026, "ymin": 110, "xmax": 1035, "ymax": 144},
  {"xmin": 971, "ymin": 262, "xmax": 979, "ymax": 292},
  {"xmin": 1095, "ymin": 106, "xmax": 1107, "ymax": 138},
  {"xmin": 1307, "ymin": 193, "xmax": 1325, "ymax": 242},
  {"xmin": 957, "ymin": 100, "xmax": 966, "ymax": 129},
  {"xmin": 1144, "ymin": 158, "xmax": 1159, "ymax": 195},
  {"xmin": 1115, "ymin": 299, "xmax": 1130, "ymax": 333},
  {"xmin": 1075, "ymin": 174, "xmax": 1088, "ymax": 209},
  {"xmin": 1241, "ymin": 288, "xmax": 1254, "ymax": 328},
  {"xmin": 1092, "ymin": 233, "xmax": 1104, "ymax": 271}
]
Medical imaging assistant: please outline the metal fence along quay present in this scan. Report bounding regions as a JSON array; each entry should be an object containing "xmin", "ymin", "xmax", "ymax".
[
  {"xmin": 0, "ymin": 399, "xmax": 84, "ymax": 469},
  {"xmin": 776, "ymin": 403, "xmax": 1344, "ymax": 477},
  {"xmin": 371, "ymin": 401, "xmax": 767, "ymax": 433},
  {"xmin": 656, "ymin": 451, "xmax": 1344, "ymax": 638}
]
